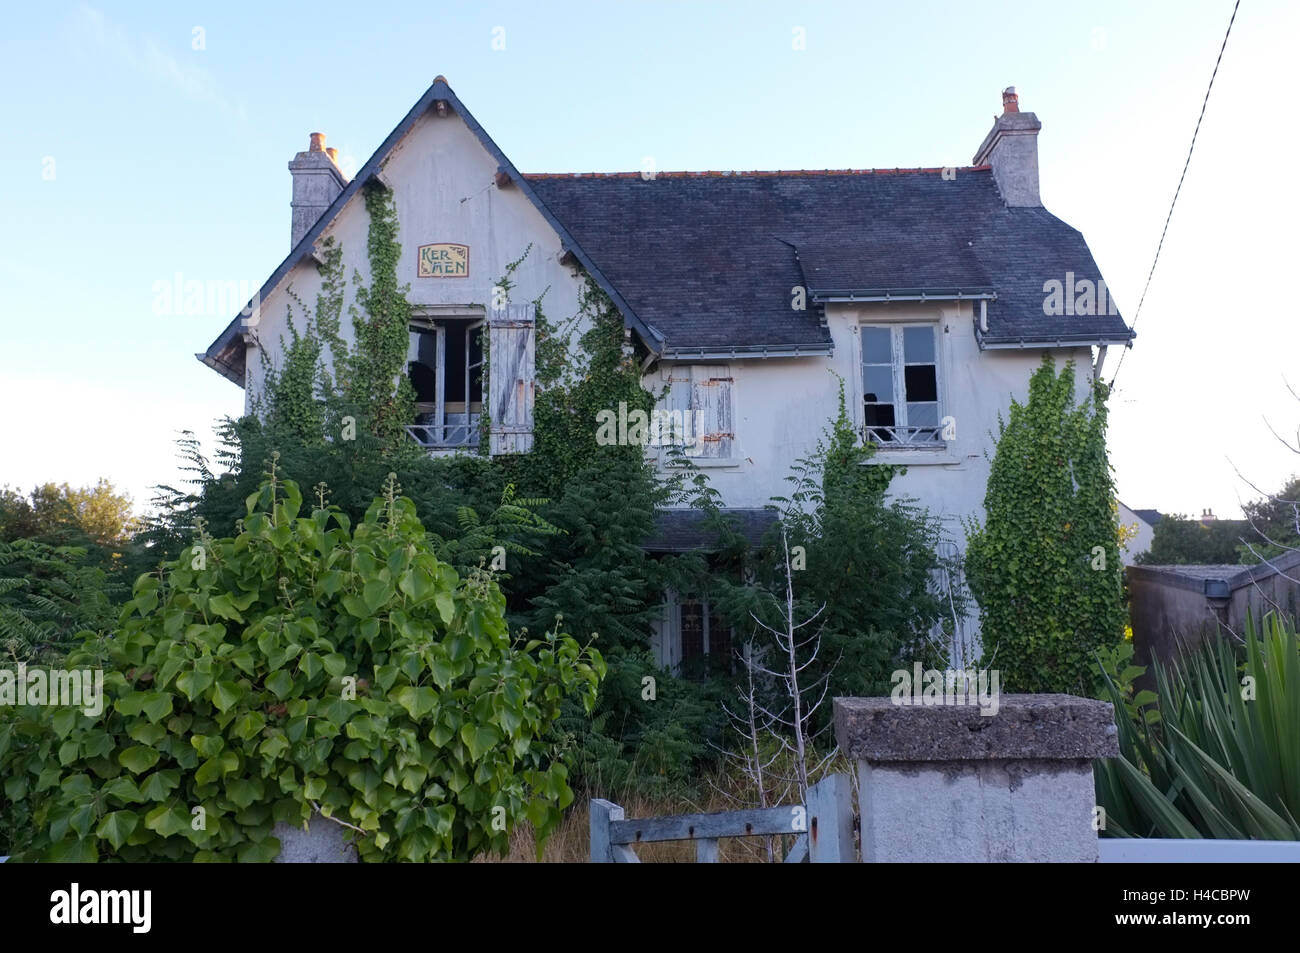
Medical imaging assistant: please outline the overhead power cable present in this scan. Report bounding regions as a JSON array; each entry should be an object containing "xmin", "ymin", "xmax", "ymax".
[{"xmin": 1109, "ymin": 0, "xmax": 1241, "ymax": 388}]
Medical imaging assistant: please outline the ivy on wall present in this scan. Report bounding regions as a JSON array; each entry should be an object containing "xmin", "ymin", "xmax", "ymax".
[
  {"xmin": 259, "ymin": 183, "xmax": 415, "ymax": 453},
  {"xmin": 964, "ymin": 356, "xmax": 1126, "ymax": 694}
]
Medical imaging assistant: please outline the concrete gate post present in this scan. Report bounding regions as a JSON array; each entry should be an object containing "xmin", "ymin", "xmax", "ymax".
[{"xmin": 834, "ymin": 694, "xmax": 1119, "ymax": 862}]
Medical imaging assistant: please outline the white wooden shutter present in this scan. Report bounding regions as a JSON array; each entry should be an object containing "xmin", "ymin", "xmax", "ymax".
[
  {"xmin": 690, "ymin": 366, "xmax": 734, "ymax": 459},
  {"xmin": 487, "ymin": 303, "xmax": 535, "ymax": 455},
  {"xmin": 657, "ymin": 364, "xmax": 693, "ymax": 462}
]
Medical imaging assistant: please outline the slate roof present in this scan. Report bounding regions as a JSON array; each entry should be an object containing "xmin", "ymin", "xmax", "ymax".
[
  {"xmin": 1132, "ymin": 508, "xmax": 1163, "ymax": 526},
  {"xmin": 527, "ymin": 168, "xmax": 1134, "ymax": 353},
  {"xmin": 644, "ymin": 507, "xmax": 778, "ymax": 553},
  {"xmin": 201, "ymin": 78, "xmax": 1134, "ymax": 383}
]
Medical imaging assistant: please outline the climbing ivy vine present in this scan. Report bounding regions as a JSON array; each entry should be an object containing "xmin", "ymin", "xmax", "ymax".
[
  {"xmin": 964, "ymin": 356, "xmax": 1126, "ymax": 693},
  {"xmin": 258, "ymin": 183, "xmax": 415, "ymax": 454}
]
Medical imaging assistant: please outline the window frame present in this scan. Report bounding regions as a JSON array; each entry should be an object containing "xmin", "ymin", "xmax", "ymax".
[
  {"xmin": 407, "ymin": 313, "xmax": 485, "ymax": 449},
  {"xmin": 859, "ymin": 322, "xmax": 946, "ymax": 448},
  {"xmin": 654, "ymin": 589, "xmax": 734, "ymax": 677}
]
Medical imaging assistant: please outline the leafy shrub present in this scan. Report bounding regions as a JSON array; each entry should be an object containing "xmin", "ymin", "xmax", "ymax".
[
  {"xmin": 965, "ymin": 357, "xmax": 1126, "ymax": 693},
  {"xmin": 0, "ymin": 467, "xmax": 603, "ymax": 861},
  {"xmin": 1095, "ymin": 635, "xmax": 1159, "ymax": 731},
  {"xmin": 1096, "ymin": 612, "xmax": 1300, "ymax": 839}
]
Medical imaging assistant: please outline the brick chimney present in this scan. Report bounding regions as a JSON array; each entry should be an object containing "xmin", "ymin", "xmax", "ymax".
[
  {"xmin": 288, "ymin": 132, "xmax": 348, "ymax": 249},
  {"xmin": 972, "ymin": 87, "xmax": 1042, "ymax": 207}
]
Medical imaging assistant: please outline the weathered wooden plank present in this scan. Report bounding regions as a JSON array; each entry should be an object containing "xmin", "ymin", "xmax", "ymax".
[
  {"xmin": 690, "ymin": 369, "xmax": 733, "ymax": 459},
  {"xmin": 611, "ymin": 845, "xmax": 640, "ymax": 863},
  {"xmin": 696, "ymin": 838, "xmax": 719, "ymax": 863},
  {"xmin": 590, "ymin": 798, "xmax": 622, "ymax": 863},
  {"xmin": 609, "ymin": 804, "xmax": 800, "ymax": 844},
  {"xmin": 807, "ymin": 773, "xmax": 856, "ymax": 863},
  {"xmin": 487, "ymin": 303, "xmax": 535, "ymax": 455}
]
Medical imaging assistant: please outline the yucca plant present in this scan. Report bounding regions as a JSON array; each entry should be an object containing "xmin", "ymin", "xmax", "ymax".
[{"xmin": 1096, "ymin": 611, "xmax": 1300, "ymax": 839}]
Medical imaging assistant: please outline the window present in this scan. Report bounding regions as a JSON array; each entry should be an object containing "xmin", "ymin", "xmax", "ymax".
[
  {"xmin": 406, "ymin": 318, "xmax": 484, "ymax": 448},
  {"xmin": 658, "ymin": 365, "xmax": 735, "ymax": 461},
  {"xmin": 861, "ymin": 324, "xmax": 943, "ymax": 446},
  {"xmin": 655, "ymin": 591, "xmax": 734, "ymax": 678}
]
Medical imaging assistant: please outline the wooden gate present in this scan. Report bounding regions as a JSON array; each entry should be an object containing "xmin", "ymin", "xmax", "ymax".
[{"xmin": 589, "ymin": 773, "xmax": 854, "ymax": 863}]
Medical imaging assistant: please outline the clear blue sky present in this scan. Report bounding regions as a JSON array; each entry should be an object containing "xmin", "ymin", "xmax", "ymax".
[{"xmin": 1, "ymin": 0, "xmax": 1296, "ymax": 519}]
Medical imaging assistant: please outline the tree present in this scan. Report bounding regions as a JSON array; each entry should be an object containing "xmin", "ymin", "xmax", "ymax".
[
  {"xmin": 0, "ymin": 479, "xmax": 136, "ymax": 551},
  {"xmin": 1238, "ymin": 475, "xmax": 1300, "ymax": 563},
  {"xmin": 0, "ymin": 538, "xmax": 116, "ymax": 664},
  {"xmin": 708, "ymin": 375, "xmax": 948, "ymax": 730},
  {"xmin": 965, "ymin": 357, "xmax": 1126, "ymax": 694},
  {"xmin": 1137, "ymin": 514, "xmax": 1247, "ymax": 565}
]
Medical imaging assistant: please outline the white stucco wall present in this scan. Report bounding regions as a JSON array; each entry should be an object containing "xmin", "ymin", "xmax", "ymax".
[
  {"xmin": 246, "ymin": 107, "xmax": 589, "ymax": 412},
  {"xmin": 649, "ymin": 300, "xmax": 1095, "ymax": 547}
]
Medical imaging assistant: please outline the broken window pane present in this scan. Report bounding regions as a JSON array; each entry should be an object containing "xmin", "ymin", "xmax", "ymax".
[{"xmin": 904, "ymin": 364, "xmax": 937, "ymax": 402}]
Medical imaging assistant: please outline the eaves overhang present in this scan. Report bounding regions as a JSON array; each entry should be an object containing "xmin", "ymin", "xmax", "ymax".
[
  {"xmin": 659, "ymin": 342, "xmax": 834, "ymax": 361},
  {"xmin": 811, "ymin": 287, "xmax": 997, "ymax": 304}
]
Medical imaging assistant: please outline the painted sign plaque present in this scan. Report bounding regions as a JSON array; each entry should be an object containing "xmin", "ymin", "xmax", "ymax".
[{"xmin": 418, "ymin": 243, "xmax": 469, "ymax": 278}]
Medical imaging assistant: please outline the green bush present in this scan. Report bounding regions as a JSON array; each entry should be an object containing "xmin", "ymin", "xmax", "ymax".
[
  {"xmin": 965, "ymin": 357, "xmax": 1126, "ymax": 693},
  {"xmin": 0, "ymin": 467, "xmax": 602, "ymax": 861},
  {"xmin": 1096, "ymin": 612, "xmax": 1300, "ymax": 839}
]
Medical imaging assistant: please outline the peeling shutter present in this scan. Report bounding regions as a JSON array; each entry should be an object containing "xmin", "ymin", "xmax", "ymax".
[
  {"xmin": 690, "ymin": 366, "xmax": 733, "ymax": 459},
  {"xmin": 657, "ymin": 364, "xmax": 693, "ymax": 463},
  {"xmin": 487, "ymin": 303, "xmax": 535, "ymax": 455}
]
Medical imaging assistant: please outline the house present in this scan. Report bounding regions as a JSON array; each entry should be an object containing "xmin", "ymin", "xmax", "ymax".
[
  {"xmin": 198, "ymin": 78, "xmax": 1134, "ymax": 667},
  {"xmin": 1118, "ymin": 503, "xmax": 1160, "ymax": 565}
]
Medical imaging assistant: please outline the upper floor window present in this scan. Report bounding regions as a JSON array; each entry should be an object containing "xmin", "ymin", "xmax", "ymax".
[
  {"xmin": 657, "ymin": 364, "xmax": 735, "ymax": 462},
  {"xmin": 407, "ymin": 318, "xmax": 484, "ymax": 448},
  {"xmin": 861, "ymin": 324, "xmax": 943, "ymax": 447},
  {"xmin": 405, "ymin": 303, "xmax": 536, "ymax": 455}
]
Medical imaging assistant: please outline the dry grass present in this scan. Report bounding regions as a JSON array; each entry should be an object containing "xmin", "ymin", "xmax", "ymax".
[{"xmin": 476, "ymin": 756, "xmax": 853, "ymax": 863}]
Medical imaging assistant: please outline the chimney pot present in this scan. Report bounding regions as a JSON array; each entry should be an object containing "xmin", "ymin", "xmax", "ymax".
[
  {"xmin": 972, "ymin": 87, "xmax": 1041, "ymax": 207},
  {"xmin": 290, "ymin": 132, "xmax": 347, "ymax": 249}
]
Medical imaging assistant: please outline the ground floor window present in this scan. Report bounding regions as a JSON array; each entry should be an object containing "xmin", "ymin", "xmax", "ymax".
[{"xmin": 653, "ymin": 590, "xmax": 734, "ymax": 678}]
